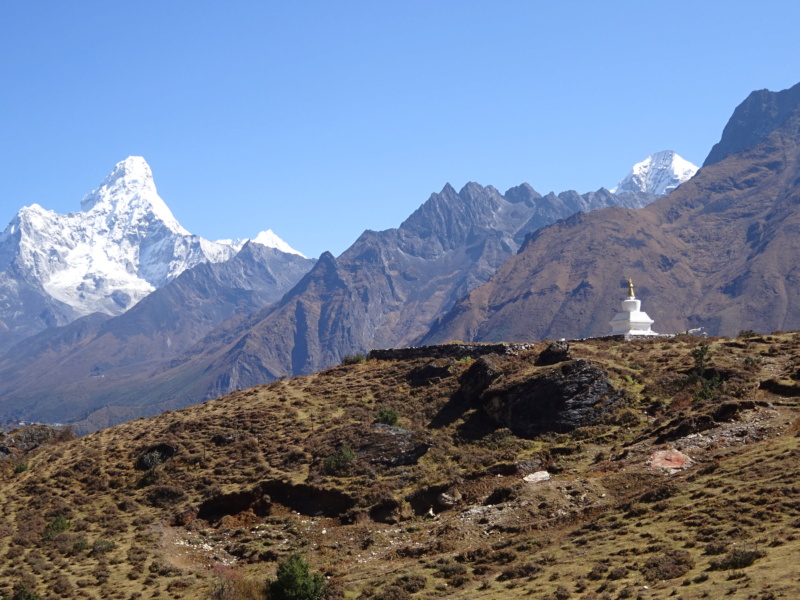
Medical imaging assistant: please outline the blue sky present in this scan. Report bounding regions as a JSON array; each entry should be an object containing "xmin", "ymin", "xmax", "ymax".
[{"xmin": 1, "ymin": 1, "xmax": 799, "ymax": 258}]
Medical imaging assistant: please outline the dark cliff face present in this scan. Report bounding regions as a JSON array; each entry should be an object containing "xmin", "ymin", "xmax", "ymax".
[
  {"xmin": 703, "ymin": 81, "xmax": 800, "ymax": 167},
  {"xmin": 424, "ymin": 82, "xmax": 800, "ymax": 344}
]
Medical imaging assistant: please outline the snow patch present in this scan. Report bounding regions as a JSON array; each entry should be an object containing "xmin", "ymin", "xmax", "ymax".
[
  {"xmin": 611, "ymin": 150, "xmax": 698, "ymax": 196},
  {"xmin": 251, "ymin": 229, "xmax": 306, "ymax": 258}
]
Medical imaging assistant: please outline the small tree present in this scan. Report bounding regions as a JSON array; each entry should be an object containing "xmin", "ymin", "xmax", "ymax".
[
  {"xmin": 322, "ymin": 444, "xmax": 356, "ymax": 476},
  {"xmin": 267, "ymin": 553, "xmax": 326, "ymax": 600},
  {"xmin": 691, "ymin": 343, "xmax": 712, "ymax": 379}
]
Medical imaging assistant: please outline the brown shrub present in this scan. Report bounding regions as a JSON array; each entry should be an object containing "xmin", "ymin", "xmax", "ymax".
[
  {"xmin": 144, "ymin": 485, "xmax": 186, "ymax": 508},
  {"xmin": 640, "ymin": 549, "xmax": 694, "ymax": 582}
]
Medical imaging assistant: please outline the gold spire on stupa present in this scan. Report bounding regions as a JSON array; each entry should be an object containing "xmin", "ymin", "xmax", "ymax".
[{"xmin": 627, "ymin": 278, "xmax": 635, "ymax": 298}]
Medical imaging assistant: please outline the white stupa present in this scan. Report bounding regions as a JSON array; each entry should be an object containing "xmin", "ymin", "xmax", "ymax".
[{"xmin": 610, "ymin": 279, "xmax": 657, "ymax": 336}]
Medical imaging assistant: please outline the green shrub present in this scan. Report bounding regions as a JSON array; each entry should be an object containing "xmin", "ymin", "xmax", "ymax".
[
  {"xmin": 691, "ymin": 344, "xmax": 712, "ymax": 378},
  {"xmin": 322, "ymin": 444, "xmax": 356, "ymax": 475},
  {"xmin": 374, "ymin": 409, "xmax": 398, "ymax": 426},
  {"xmin": 4, "ymin": 582, "xmax": 40, "ymax": 600},
  {"xmin": 341, "ymin": 353, "xmax": 366, "ymax": 365},
  {"xmin": 42, "ymin": 514, "xmax": 71, "ymax": 541},
  {"xmin": 140, "ymin": 450, "xmax": 165, "ymax": 470},
  {"xmin": 13, "ymin": 463, "xmax": 28, "ymax": 474},
  {"xmin": 267, "ymin": 553, "xmax": 326, "ymax": 600}
]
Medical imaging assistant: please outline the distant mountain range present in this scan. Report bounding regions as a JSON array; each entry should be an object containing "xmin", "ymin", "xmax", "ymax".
[
  {"xmin": 424, "ymin": 81, "xmax": 800, "ymax": 344},
  {"xmin": 0, "ymin": 148, "xmax": 696, "ymax": 430}
]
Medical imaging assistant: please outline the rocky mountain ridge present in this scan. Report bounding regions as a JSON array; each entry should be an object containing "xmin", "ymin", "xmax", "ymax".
[
  {"xmin": 0, "ymin": 163, "xmax": 672, "ymax": 429},
  {"xmin": 423, "ymin": 81, "xmax": 800, "ymax": 344}
]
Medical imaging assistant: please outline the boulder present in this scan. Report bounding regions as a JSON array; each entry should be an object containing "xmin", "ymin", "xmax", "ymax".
[
  {"xmin": 482, "ymin": 360, "xmax": 623, "ymax": 437},
  {"xmin": 408, "ymin": 358, "xmax": 455, "ymax": 386},
  {"xmin": 0, "ymin": 424, "xmax": 60, "ymax": 459},
  {"xmin": 456, "ymin": 354, "xmax": 503, "ymax": 403},
  {"xmin": 535, "ymin": 341, "xmax": 572, "ymax": 366},
  {"xmin": 646, "ymin": 449, "xmax": 694, "ymax": 473},
  {"xmin": 358, "ymin": 425, "xmax": 432, "ymax": 467}
]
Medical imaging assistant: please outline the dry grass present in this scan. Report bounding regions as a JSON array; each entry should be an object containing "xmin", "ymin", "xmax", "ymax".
[{"xmin": 1, "ymin": 332, "xmax": 800, "ymax": 599}]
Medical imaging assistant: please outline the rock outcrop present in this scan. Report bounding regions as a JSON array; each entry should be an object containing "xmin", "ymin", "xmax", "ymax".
[{"xmin": 481, "ymin": 360, "xmax": 624, "ymax": 437}]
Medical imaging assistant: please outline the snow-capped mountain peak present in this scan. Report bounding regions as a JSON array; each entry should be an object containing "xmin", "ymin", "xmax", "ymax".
[
  {"xmin": 251, "ymin": 229, "xmax": 306, "ymax": 258},
  {"xmin": 80, "ymin": 156, "xmax": 187, "ymax": 235},
  {"xmin": 611, "ymin": 150, "xmax": 698, "ymax": 196},
  {"xmin": 0, "ymin": 157, "xmax": 244, "ymax": 320}
]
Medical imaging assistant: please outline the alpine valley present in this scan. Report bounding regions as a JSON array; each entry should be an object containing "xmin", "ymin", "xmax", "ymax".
[
  {"xmin": 0, "ymin": 148, "xmax": 693, "ymax": 431},
  {"xmin": 5, "ymin": 81, "xmax": 800, "ymax": 600}
]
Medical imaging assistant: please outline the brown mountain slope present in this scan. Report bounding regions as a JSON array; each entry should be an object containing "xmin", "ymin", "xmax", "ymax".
[
  {"xmin": 423, "ymin": 85, "xmax": 800, "ymax": 344},
  {"xmin": 2, "ymin": 333, "xmax": 800, "ymax": 599}
]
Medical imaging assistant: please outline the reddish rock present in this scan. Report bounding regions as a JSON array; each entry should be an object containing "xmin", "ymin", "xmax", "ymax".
[{"xmin": 647, "ymin": 449, "xmax": 693, "ymax": 472}]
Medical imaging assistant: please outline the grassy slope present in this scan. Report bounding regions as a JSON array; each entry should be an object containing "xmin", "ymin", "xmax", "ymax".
[{"xmin": 1, "ymin": 333, "xmax": 800, "ymax": 600}]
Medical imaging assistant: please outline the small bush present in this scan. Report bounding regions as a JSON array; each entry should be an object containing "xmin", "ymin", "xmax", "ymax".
[
  {"xmin": 13, "ymin": 463, "xmax": 28, "ymax": 474},
  {"xmin": 145, "ymin": 485, "xmax": 186, "ymax": 507},
  {"xmin": 704, "ymin": 540, "xmax": 729, "ymax": 555},
  {"xmin": 553, "ymin": 585, "xmax": 571, "ymax": 600},
  {"xmin": 607, "ymin": 566, "xmax": 628, "ymax": 581},
  {"xmin": 641, "ymin": 549, "xmax": 694, "ymax": 582},
  {"xmin": 374, "ymin": 409, "xmax": 398, "ymax": 426},
  {"xmin": 393, "ymin": 574, "xmax": 426, "ymax": 593},
  {"xmin": 497, "ymin": 563, "xmax": 540, "ymax": 581},
  {"xmin": 267, "ymin": 553, "xmax": 326, "ymax": 600},
  {"xmin": 6, "ymin": 582, "xmax": 39, "ymax": 600},
  {"xmin": 435, "ymin": 560, "xmax": 467, "ymax": 580},
  {"xmin": 91, "ymin": 539, "xmax": 117, "ymax": 556},
  {"xmin": 587, "ymin": 562, "xmax": 609, "ymax": 580},
  {"xmin": 341, "ymin": 353, "xmax": 366, "ymax": 366},
  {"xmin": 709, "ymin": 548, "xmax": 765, "ymax": 571},
  {"xmin": 375, "ymin": 586, "xmax": 411, "ymax": 600}
]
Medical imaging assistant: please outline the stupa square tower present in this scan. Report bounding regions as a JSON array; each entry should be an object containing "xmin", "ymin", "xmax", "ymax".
[{"xmin": 610, "ymin": 279, "xmax": 657, "ymax": 336}]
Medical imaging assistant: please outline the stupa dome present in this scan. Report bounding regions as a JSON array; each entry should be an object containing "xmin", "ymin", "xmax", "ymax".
[{"xmin": 610, "ymin": 279, "xmax": 657, "ymax": 336}]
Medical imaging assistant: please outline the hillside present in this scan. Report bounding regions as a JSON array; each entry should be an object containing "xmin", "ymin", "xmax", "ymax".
[{"xmin": 2, "ymin": 332, "xmax": 800, "ymax": 599}]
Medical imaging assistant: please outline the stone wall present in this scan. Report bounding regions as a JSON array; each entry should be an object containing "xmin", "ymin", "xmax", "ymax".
[{"xmin": 368, "ymin": 343, "xmax": 536, "ymax": 362}]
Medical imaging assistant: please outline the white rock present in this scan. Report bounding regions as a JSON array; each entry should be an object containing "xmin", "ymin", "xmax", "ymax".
[{"xmin": 523, "ymin": 470, "xmax": 551, "ymax": 483}]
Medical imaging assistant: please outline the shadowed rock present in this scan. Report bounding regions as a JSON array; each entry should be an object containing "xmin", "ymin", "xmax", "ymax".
[
  {"xmin": 482, "ymin": 360, "xmax": 623, "ymax": 437},
  {"xmin": 535, "ymin": 341, "xmax": 572, "ymax": 366},
  {"xmin": 358, "ymin": 425, "xmax": 432, "ymax": 467}
]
